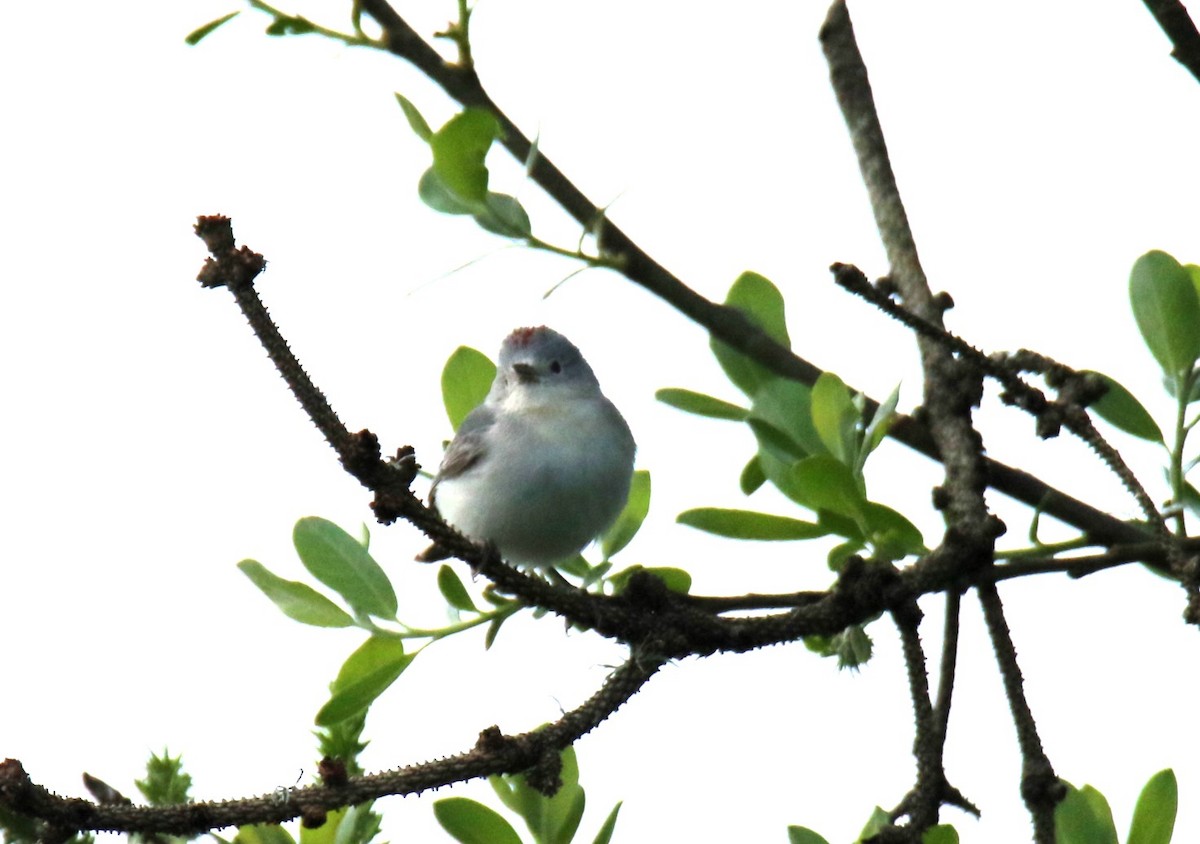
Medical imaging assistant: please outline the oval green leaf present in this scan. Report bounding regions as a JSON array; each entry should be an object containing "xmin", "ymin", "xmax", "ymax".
[
  {"xmin": 418, "ymin": 166, "xmax": 475, "ymax": 215},
  {"xmin": 433, "ymin": 797, "xmax": 522, "ymax": 844},
  {"xmin": 431, "ymin": 109, "xmax": 500, "ymax": 203},
  {"xmin": 711, "ymin": 271, "xmax": 790, "ymax": 396},
  {"xmin": 1085, "ymin": 371, "xmax": 1164, "ymax": 443},
  {"xmin": 1127, "ymin": 769, "xmax": 1177, "ymax": 844},
  {"xmin": 782, "ymin": 455, "xmax": 867, "ymax": 521},
  {"xmin": 293, "ymin": 517, "xmax": 397, "ymax": 620},
  {"xmin": 476, "ymin": 192, "xmax": 532, "ymax": 238},
  {"xmin": 1055, "ymin": 783, "xmax": 1118, "ymax": 844},
  {"xmin": 921, "ymin": 826, "xmax": 960, "ymax": 844},
  {"xmin": 739, "ymin": 455, "xmax": 766, "ymax": 495},
  {"xmin": 811, "ymin": 372, "xmax": 858, "ymax": 463},
  {"xmin": 655, "ymin": 388, "xmax": 748, "ymax": 420},
  {"xmin": 750, "ymin": 376, "xmax": 824, "ymax": 459},
  {"xmin": 237, "ymin": 560, "xmax": 354, "ymax": 627},
  {"xmin": 592, "ymin": 802, "xmax": 623, "ymax": 844},
  {"xmin": 864, "ymin": 503, "xmax": 927, "ymax": 560},
  {"xmin": 864, "ymin": 383, "xmax": 901, "ymax": 456},
  {"xmin": 316, "ymin": 635, "xmax": 414, "ymax": 726},
  {"xmin": 1130, "ymin": 250, "xmax": 1200, "ymax": 379},
  {"xmin": 442, "ymin": 346, "xmax": 496, "ymax": 431},
  {"xmin": 787, "ymin": 827, "xmax": 831, "ymax": 844},
  {"xmin": 677, "ymin": 508, "xmax": 826, "ymax": 540},
  {"xmin": 437, "ymin": 565, "xmax": 477, "ymax": 612},
  {"xmin": 601, "ymin": 470, "xmax": 651, "ymax": 558},
  {"xmin": 394, "ymin": 93, "xmax": 433, "ymax": 142}
]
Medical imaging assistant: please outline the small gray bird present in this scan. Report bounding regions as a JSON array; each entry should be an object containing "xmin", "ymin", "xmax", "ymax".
[{"xmin": 420, "ymin": 326, "xmax": 636, "ymax": 567}]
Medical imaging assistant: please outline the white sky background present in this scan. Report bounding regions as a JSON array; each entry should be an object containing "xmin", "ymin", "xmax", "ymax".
[{"xmin": 2, "ymin": 1, "xmax": 1199, "ymax": 842}]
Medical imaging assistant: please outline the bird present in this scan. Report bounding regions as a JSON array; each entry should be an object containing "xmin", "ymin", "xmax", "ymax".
[{"xmin": 418, "ymin": 326, "xmax": 636, "ymax": 568}]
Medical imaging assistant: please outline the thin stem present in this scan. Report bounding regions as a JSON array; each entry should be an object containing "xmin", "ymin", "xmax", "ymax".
[
  {"xmin": 1168, "ymin": 368, "xmax": 1195, "ymax": 535},
  {"xmin": 248, "ymin": 0, "xmax": 381, "ymax": 48},
  {"xmin": 933, "ymin": 591, "xmax": 960, "ymax": 746},
  {"xmin": 995, "ymin": 536, "xmax": 1095, "ymax": 561},
  {"xmin": 399, "ymin": 603, "xmax": 521, "ymax": 640}
]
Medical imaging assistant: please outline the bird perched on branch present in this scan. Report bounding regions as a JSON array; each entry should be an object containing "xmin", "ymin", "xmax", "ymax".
[{"xmin": 418, "ymin": 326, "xmax": 636, "ymax": 568}]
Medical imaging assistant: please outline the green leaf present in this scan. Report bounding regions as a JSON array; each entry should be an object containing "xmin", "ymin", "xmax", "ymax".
[
  {"xmin": 316, "ymin": 636, "xmax": 415, "ymax": 726},
  {"xmin": 135, "ymin": 749, "xmax": 192, "ymax": 806},
  {"xmin": 921, "ymin": 826, "xmax": 959, "ymax": 844},
  {"xmin": 1086, "ymin": 371, "xmax": 1164, "ymax": 443},
  {"xmin": 856, "ymin": 806, "xmax": 891, "ymax": 841},
  {"xmin": 293, "ymin": 517, "xmax": 397, "ymax": 620},
  {"xmin": 488, "ymin": 747, "xmax": 583, "ymax": 844},
  {"xmin": 1055, "ymin": 783, "xmax": 1118, "ymax": 844},
  {"xmin": 711, "ymin": 271, "xmax": 790, "ymax": 396},
  {"xmin": 394, "ymin": 93, "xmax": 433, "ymax": 142},
  {"xmin": 433, "ymin": 798, "xmax": 522, "ymax": 844},
  {"xmin": 746, "ymin": 417, "xmax": 808, "ymax": 462},
  {"xmin": 1127, "ymin": 769, "xmax": 1177, "ymax": 844},
  {"xmin": 418, "ymin": 166, "xmax": 475, "ymax": 215},
  {"xmin": 677, "ymin": 508, "xmax": 826, "ymax": 540},
  {"xmin": 748, "ymin": 378, "xmax": 824, "ymax": 495},
  {"xmin": 315, "ymin": 710, "xmax": 368, "ymax": 777},
  {"xmin": 739, "ymin": 455, "xmax": 766, "ymax": 495},
  {"xmin": 805, "ymin": 623, "xmax": 872, "ymax": 669},
  {"xmin": 300, "ymin": 805, "xmax": 381, "ymax": 844},
  {"xmin": 1130, "ymin": 250, "xmax": 1200, "ymax": 380},
  {"xmin": 442, "ymin": 346, "xmax": 496, "ymax": 431},
  {"xmin": 787, "ymin": 827, "xmax": 831, "ymax": 844},
  {"xmin": 864, "ymin": 383, "xmax": 901, "ymax": 456},
  {"xmin": 185, "ymin": 11, "xmax": 239, "ymax": 45},
  {"xmin": 237, "ymin": 560, "xmax": 355, "ymax": 627},
  {"xmin": 863, "ymin": 503, "xmax": 926, "ymax": 560},
  {"xmin": 781, "ymin": 455, "xmax": 867, "ymax": 521},
  {"xmin": 591, "ymin": 802, "xmax": 622, "ymax": 844},
  {"xmin": 655, "ymin": 388, "xmax": 748, "ymax": 420},
  {"xmin": 602, "ymin": 470, "xmax": 651, "ymax": 558},
  {"xmin": 233, "ymin": 825, "xmax": 297, "ymax": 844},
  {"xmin": 484, "ymin": 615, "xmax": 506, "ymax": 649},
  {"xmin": 475, "ymin": 193, "xmax": 532, "ymax": 238},
  {"xmin": 431, "ymin": 109, "xmax": 501, "ymax": 203},
  {"xmin": 438, "ymin": 565, "xmax": 477, "ymax": 612},
  {"xmin": 536, "ymin": 748, "xmax": 584, "ymax": 844},
  {"xmin": 811, "ymin": 372, "xmax": 858, "ymax": 463}
]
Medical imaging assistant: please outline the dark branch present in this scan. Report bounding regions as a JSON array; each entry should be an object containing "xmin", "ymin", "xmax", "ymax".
[
  {"xmin": 1141, "ymin": 0, "xmax": 1200, "ymax": 84},
  {"xmin": 832, "ymin": 262, "xmax": 1173, "ymax": 555},
  {"xmin": 977, "ymin": 586, "xmax": 1065, "ymax": 841},
  {"xmin": 0, "ymin": 650, "xmax": 663, "ymax": 836},
  {"xmin": 821, "ymin": 5, "xmax": 1059, "ymax": 841}
]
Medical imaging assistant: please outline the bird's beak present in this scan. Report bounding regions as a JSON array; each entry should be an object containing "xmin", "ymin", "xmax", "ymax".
[{"xmin": 512, "ymin": 362, "xmax": 539, "ymax": 384}]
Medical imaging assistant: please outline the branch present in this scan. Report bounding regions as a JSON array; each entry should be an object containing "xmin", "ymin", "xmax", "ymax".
[
  {"xmin": 832, "ymin": 263, "xmax": 1175, "ymax": 555},
  {"xmin": 820, "ymin": 5, "xmax": 1060, "ymax": 841},
  {"xmin": 1141, "ymin": 0, "xmax": 1200, "ymax": 84},
  {"xmin": 0, "ymin": 649, "xmax": 664, "ymax": 837},
  {"xmin": 977, "ymin": 585, "xmax": 1065, "ymax": 841},
  {"xmin": 350, "ymin": 0, "xmax": 1147, "ymax": 548}
]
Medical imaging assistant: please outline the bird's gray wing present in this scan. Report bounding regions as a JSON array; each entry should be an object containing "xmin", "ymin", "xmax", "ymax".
[
  {"xmin": 431, "ymin": 403, "xmax": 496, "ymax": 496},
  {"xmin": 418, "ymin": 404, "xmax": 496, "ymax": 563}
]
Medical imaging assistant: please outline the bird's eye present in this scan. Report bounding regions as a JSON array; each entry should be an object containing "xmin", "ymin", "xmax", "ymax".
[{"xmin": 549, "ymin": 360, "xmax": 562, "ymax": 374}]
